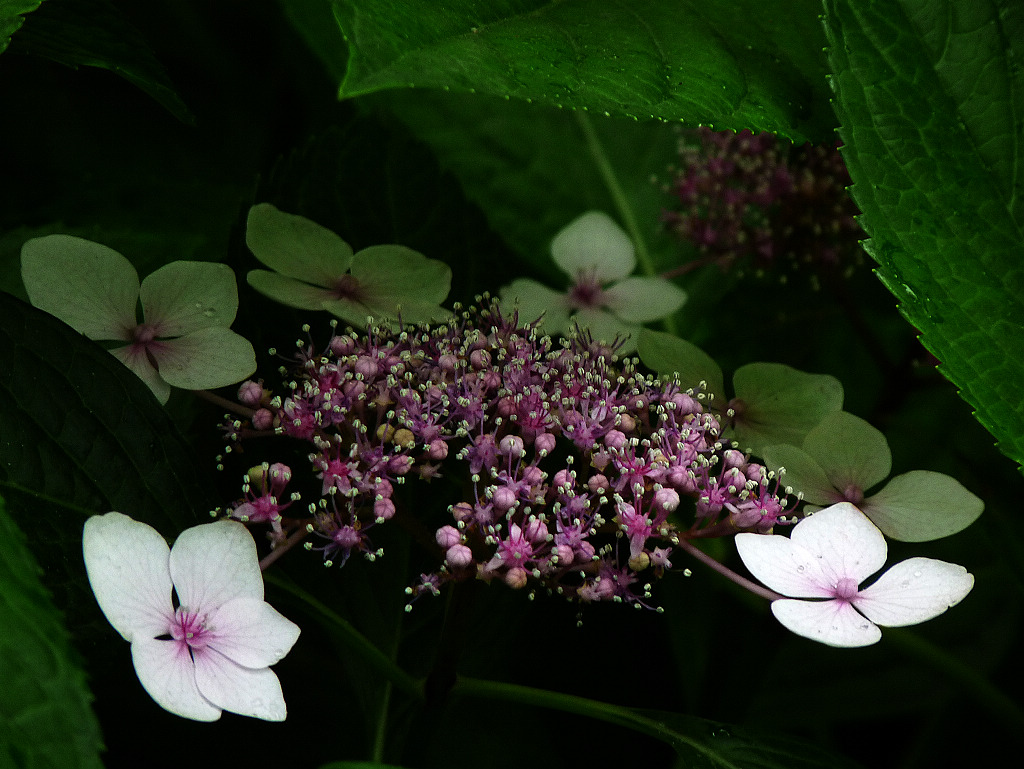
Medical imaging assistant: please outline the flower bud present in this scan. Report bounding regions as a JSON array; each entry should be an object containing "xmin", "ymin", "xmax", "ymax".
[
  {"xmin": 504, "ymin": 566, "xmax": 528, "ymax": 589},
  {"xmin": 491, "ymin": 486, "xmax": 517, "ymax": 512},
  {"xmin": 428, "ymin": 439, "xmax": 448, "ymax": 461},
  {"xmin": 329, "ymin": 335, "xmax": 355, "ymax": 356},
  {"xmin": 446, "ymin": 544, "xmax": 474, "ymax": 568},
  {"xmin": 534, "ymin": 432, "xmax": 557, "ymax": 456},
  {"xmin": 374, "ymin": 498, "xmax": 396, "ymax": 521},
  {"xmin": 435, "ymin": 525, "xmax": 461, "ymax": 549},
  {"xmin": 499, "ymin": 435, "xmax": 525, "ymax": 458},
  {"xmin": 237, "ymin": 380, "xmax": 265, "ymax": 407},
  {"xmin": 252, "ymin": 408, "xmax": 274, "ymax": 430}
]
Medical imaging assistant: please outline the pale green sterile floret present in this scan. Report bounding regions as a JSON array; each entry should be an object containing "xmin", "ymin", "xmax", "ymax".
[
  {"xmin": 760, "ymin": 411, "xmax": 984, "ymax": 541},
  {"xmin": 20, "ymin": 234, "xmax": 256, "ymax": 404},
  {"xmin": 244, "ymin": 203, "xmax": 452, "ymax": 327}
]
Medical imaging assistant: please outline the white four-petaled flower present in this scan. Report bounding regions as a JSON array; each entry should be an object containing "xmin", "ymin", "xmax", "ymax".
[
  {"xmin": 501, "ymin": 211, "xmax": 686, "ymax": 352},
  {"xmin": 83, "ymin": 512, "xmax": 300, "ymax": 721},
  {"xmin": 21, "ymin": 235, "xmax": 256, "ymax": 404},
  {"xmin": 735, "ymin": 502, "xmax": 974, "ymax": 647}
]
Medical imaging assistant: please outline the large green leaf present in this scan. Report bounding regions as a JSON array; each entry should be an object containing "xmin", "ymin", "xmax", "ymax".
[
  {"xmin": 9, "ymin": 0, "xmax": 192, "ymax": 123},
  {"xmin": 0, "ymin": 292, "xmax": 215, "ymax": 606},
  {"xmin": 0, "ymin": 496, "xmax": 104, "ymax": 769},
  {"xmin": 822, "ymin": 0, "xmax": 1024, "ymax": 470},
  {"xmin": 330, "ymin": 0, "xmax": 834, "ymax": 142},
  {"xmin": 0, "ymin": 0, "xmax": 43, "ymax": 54}
]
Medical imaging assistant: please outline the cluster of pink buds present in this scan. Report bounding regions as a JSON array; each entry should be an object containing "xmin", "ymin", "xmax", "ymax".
[
  {"xmin": 660, "ymin": 127, "xmax": 862, "ymax": 278},
  {"xmin": 219, "ymin": 300, "xmax": 795, "ymax": 608}
]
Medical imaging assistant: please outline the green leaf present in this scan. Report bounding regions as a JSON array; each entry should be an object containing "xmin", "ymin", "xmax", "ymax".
[
  {"xmin": 863, "ymin": 470, "xmax": 985, "ymax": 542},
  {"xmin": 0, "ymin": 495, "xmax": 104, "ymax": 769},
  {"xmin": 10, "ymin": 0, "xmax": 193, "ymax": 123},
  {"xmin": 0, "ymin": 291, "xmax": 216, "ymax": 601},
  {"xmin": 0, "ymin": 0, "xmax": 43, "ymax": 54},
  {"xmin": 637, "ymin": 329, "xmax": 725, "ymax": 401},
  {"xmin": 822, "ymin": 0, "xmax": 1024, "ymax": 471},
  {"xmin": 331, "ymin": 0, "xmax": 834, "ymax": 142},
  {"xmin": 383, "ymin": 90, "xmax": 682, "ymax": 283}
]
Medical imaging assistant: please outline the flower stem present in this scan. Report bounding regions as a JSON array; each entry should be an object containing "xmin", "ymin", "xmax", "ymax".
[
  {"xmin": 257, "ymin": 525, "xmax": 310, "ymax": 570},
  {"xmin": 575, "ymin": 111, "xmax": 679, "ymax": 337},
  {"xmin": 193, "ymin": 388, "xmax": 254, "ymax": 418},
  {"xmin": 263, "ymin": 572, "xmax": 424, "ymax": 701},
  {"xmin": 450, "ymin": 675, "xmax": 742, "ymax": 769},
  {"xmin": 676, "ymin": 538, "xmax": 783, "ymax": 602},
  {"xmin": 885, "ymin": 627, "xmax": 1024, "ymax": 736}
]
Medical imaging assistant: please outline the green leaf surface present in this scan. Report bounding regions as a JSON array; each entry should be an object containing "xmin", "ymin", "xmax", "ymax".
[
  {"xmin": 331, "ymin": 0, "xmax": 834, "ymax": 142},
  {"xmin": 0, "ymin": 0, "xmax": 42, "ymax": 54},
  {"xmin": 823, "ymin": 0, "xmax": 1024, "ymax": 471},
  {"xmin": 0, "ymin": 496, "xmax": 104, "ymax": 769},
  {"xmin": 0, "ymin": 291, "xmax": 215, "ymax": 601},
  {"xmin": 382, "ymin": 90, "xmax": 683, "ymax": 284},
  {"xmin": 863, "ymin": 469, "xmax": 985, "ymax": 542},
  {"xmin": 10, "ymin": 0, "xmax": 192, "ymax": 123},
  {"xmin": 804, "ymin": 411, "xmax": 892, "ymax": 493}
]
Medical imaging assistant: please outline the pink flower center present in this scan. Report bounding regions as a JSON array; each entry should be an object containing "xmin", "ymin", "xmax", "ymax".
[
  {"xmin": 330, "ymin": 274, "xmax": 364, "ymax": 301},
  {"xmin": 169, "ymin": 607, "xmax": 212, "ymax": 649},
  {"xmin": 566, "ymin": 271, "xmax": 605, "ymax": 309},
  {"xmin": 132, "ymin": 324, "xmax": 158, "ymax": 345},
  {"xmin": 833, "ymin": 576, "xmax": 860, "ymax": 602}
]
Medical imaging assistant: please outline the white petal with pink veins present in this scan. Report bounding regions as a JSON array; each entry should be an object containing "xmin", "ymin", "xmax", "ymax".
[
  {"xmin": 735, "ymin": 531, "xmax": 835, "ymax": 599},
  {"xmin": 169, "ymin": 520, "xmax": 264, "ymax": 612},
  {"xmin": 83, "ymin": 512, "xmax": 175, "ymax": 642},
  {"xmin": 789, "ymin": 503, "xmax": 887, "ymax": 586},
  {"xmin": 855, "ymin": 557, "xmax": 974, "ymax": 627},
  {"xmin": 207, "ymin": 597, "xmax": 301, "ymax": 668},
  {"xmin": 131, "ymin": 636, "xmax": 221, "ymax": 721},
  {"xmin": 192, "ymin": 647, "xmax": 288, "ymax": 721},
  {"xmin": 771, "ymin": 597, "xmax": 881, "ymax": 648}
]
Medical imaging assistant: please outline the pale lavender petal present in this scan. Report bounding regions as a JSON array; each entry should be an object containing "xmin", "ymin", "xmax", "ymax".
[
  {"xmin": 169, "ymin": 520, "xmax": 263, "ymax": 613},
  {"xmin": 771, "ymin": 598, "xmax": 882, "ymax": 647},
  {"xmin": 140, "ymin": 261, "xmax": 239, "ymax": 336},
  {"xmin": 21, "ymin": 235, "xmax": 138, "ymax": 341},
  {"xmin": 247, "ymin": 269, "xmax": 336, "ymax": 310},
  {"xmin": 602, "ymin": 276, "xmax": 687, "ymax": 323},
  {"xmin": 245, "ymin": 203, "xmax": 353, "ymax": 285},
  {"xmin": 109, "ymin": 345, "xmax": 171, "ymax": 404},
  {"xmin": 500, "ymin": 278, "xmax": 571, "ymax": 333},
  {"xmin": 854, "ymin": 557, "xmax": 974, "ymax": 627},
  {"xmin": 734, "ymin": 532, "xmax": 835, "ymax": 598},
  {"xmin": 192, "ymin": 647, "xmax": 288, "ymax": 721},
  {"xmin": 207, "ymin": 597, "xmax": 301, "ymax": 668},
  {"xmin": 550, "ymin": 211, "xmax": 635, "ymax": 282},
  {"xmin": 130, "ymin": 636, "xmax": 221, "ymax": 721},
  {"xmin": 148, "ymin": 327, "xmax": 256, "ymax": 390},
  {"xmin": 789, "ymin": 503, "xmax": 887, "ymax": 586},
  {"xmin": 82, "ymin": 513, "xmax": 174, "ymax": 642}
]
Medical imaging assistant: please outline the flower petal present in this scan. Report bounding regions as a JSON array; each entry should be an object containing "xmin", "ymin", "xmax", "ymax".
[
  {"xmin": 860, "ymin": 471, "xmax": 985, "ymax": 542},
  {"xmin": 771, "ymin": 598, "xmax": 882, "ymax": 647},
  {"xmin": 352, "ymin": 245, "xmax": 452, "ymax": 307},
  {"xmin": 192, "ymin": 647, "xmax": 288, "ymax": 721},
  {"xmin": 734, "ymin": 531, "xmax": 835, "ymax": 598},
  {"xmin": 572, "ymin": 307, "xmax": 642, "ymax": 353},
  {"xmin": 758, "ymin": 444, "xmax": 838, "ymax": 505},
  {"xmin": 789, "ymin": 503, "xmax": 887, "ymax": 586},
  {"xmin": 247, "ymin": 269, "xmax": 336, "ymax": 310},
  {"xmin": 551, "ymin": 211, "xmax": 635, "ymax": 282},
  {"xmin": 730, "ymin": 363, "xmax": 844, "ymax": 455},
  {"xmin": 110, "ymin": 344, "xmax": 172, "ymax": 404},
  {"xmin": 602, "ymin": 276, "xmax": 687, "ymax": 323},
  {"xmin": 500, "ymin": 279, "xmax": 571, "ymax": 333},
  {"xmin": 245, "ymin": 203, "xmax": 353, "ymax": 285},
  {"xmin": 804, "ymin": 411, "xmax": 891, "ymax": 494},
  {"xmin": 854, "ymin": 557, "xmax": 974, "ymax": 627},
  {"xmin": 130, "ymin": 636, "xmax": 221, "ymax": 721},
  {"xmin": 169, "ymin": 520, "xmax": 264, "ymax": 613},
  {"xmin": 140, "ymin": 261, "xmax": 239, "ymax": 336},
  {"xmin": 149, "ymin": 327, "xmax": 256, "ymax": 390},
  {"xmin": 207, "ymin": 597, "xmax": 301, "ymax": 668},
  {"xmin": 636, "ymin": 329, "xmax": 725, "ymax": 402},
  {"xmin": 21, "ymin": 235, "xmax": 138, "ymax": 341},
  {"xmin": 82, "ymin": 512, "xmax": 174, "ymax": 642}
]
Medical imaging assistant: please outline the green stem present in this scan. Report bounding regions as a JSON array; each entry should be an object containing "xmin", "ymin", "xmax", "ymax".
[
  {"xmin": 371, "ymin": 681, "xmax": 393, "ymax": 761},
  {"xmin": 263, "ymin": 572, "xmax": 424, "ymax": 701},
  {"xmin": 450, "ymin": 675, "xmax": 742, "ymax": 769},
  {"xmin": 885, "ymin": 627, "xmax": 1024, "ymax": 737},
  {"xmin": 575, "ymin": 111, "xmax": 680, "ymax": 336}
]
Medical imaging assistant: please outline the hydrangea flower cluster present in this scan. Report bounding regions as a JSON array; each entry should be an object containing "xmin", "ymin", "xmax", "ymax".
[
  {"xmin": 660, "ymin": 128, "xmax": 862, "ymax": 278},
  {"xmin": 220, "ymin": 300, "xmax": 795, "ymax": 608}
]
